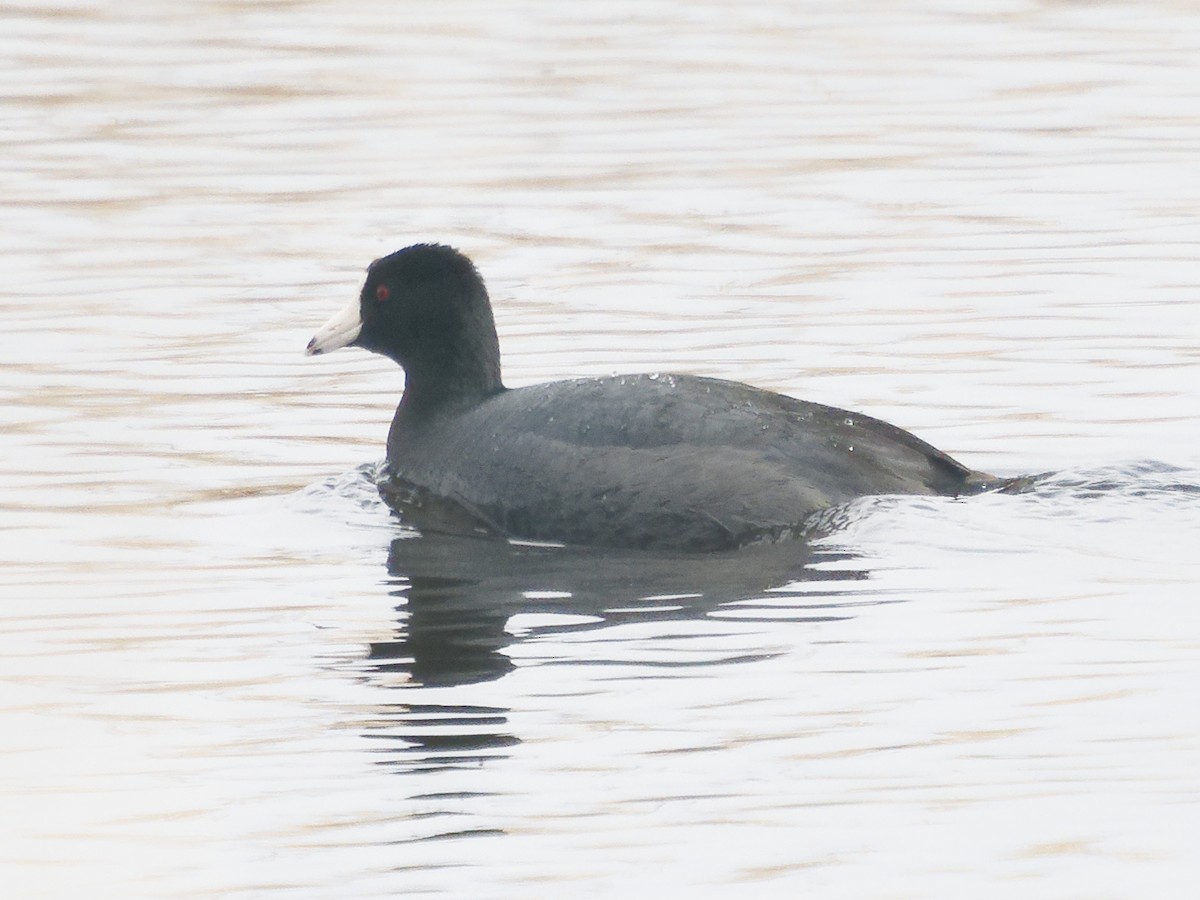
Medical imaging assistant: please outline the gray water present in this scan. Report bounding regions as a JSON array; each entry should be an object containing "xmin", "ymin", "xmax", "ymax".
[{"xmin": 3, "ymin": 1, "xmax": 1200, "ymax": 897}]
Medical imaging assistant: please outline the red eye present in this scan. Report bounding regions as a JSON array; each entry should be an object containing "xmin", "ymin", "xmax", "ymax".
[{"xmin": 375, "ymin": 284, "xmax": 390, "ymax": 303}]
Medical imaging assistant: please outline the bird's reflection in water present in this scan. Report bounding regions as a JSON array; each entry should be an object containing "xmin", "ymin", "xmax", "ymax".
[{"xmin": 361, "ymin": 527, "xmax": 876, "ymax": 774}]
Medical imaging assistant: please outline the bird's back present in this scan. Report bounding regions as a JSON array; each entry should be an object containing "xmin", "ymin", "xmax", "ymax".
[{"xmin": 383, "ymin": 373, "xmax": 993, "ymax": 551}]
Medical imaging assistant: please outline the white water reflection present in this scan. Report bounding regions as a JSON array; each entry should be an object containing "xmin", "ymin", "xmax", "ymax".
[{"xmin": 3, "ymin": 1, "xmax": 1200, "ymax": 897}]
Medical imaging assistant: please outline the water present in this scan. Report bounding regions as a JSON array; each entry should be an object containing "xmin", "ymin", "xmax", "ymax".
[{"xmin": 3, "ymin": 1, "xmax": 1200, "ymax": 896}]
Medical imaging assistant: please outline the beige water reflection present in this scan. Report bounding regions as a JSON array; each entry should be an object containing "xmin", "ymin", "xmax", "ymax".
[{"xmin": 3, "ymin": 1, "xmax": 1200, "ymax": 897}]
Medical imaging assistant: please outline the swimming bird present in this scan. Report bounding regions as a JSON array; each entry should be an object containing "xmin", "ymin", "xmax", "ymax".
[{"xmin": 307, "ymin": 243, "xmax": 998, "ymax": 551}]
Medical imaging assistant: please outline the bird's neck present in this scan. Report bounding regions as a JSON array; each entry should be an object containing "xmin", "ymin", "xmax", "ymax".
[{"xmin": 394, "ymin": 345, "xmax": 505, "ymax": 421}]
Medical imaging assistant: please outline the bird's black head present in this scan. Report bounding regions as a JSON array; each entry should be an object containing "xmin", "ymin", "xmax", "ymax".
[{"xmin": 308, "ymin": 243, "xmax": 505, "ymax": 412}]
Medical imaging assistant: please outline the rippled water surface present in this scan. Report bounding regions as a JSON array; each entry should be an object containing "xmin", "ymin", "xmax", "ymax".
[{"xmin": 4, "ymin": 1, "xmax": 1200, "ymax": 897}]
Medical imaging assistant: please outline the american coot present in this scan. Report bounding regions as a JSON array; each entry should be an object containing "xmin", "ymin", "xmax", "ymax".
[{"xmin": 307, "ymin": 243, "xmax": 999, "ymax": 551}]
